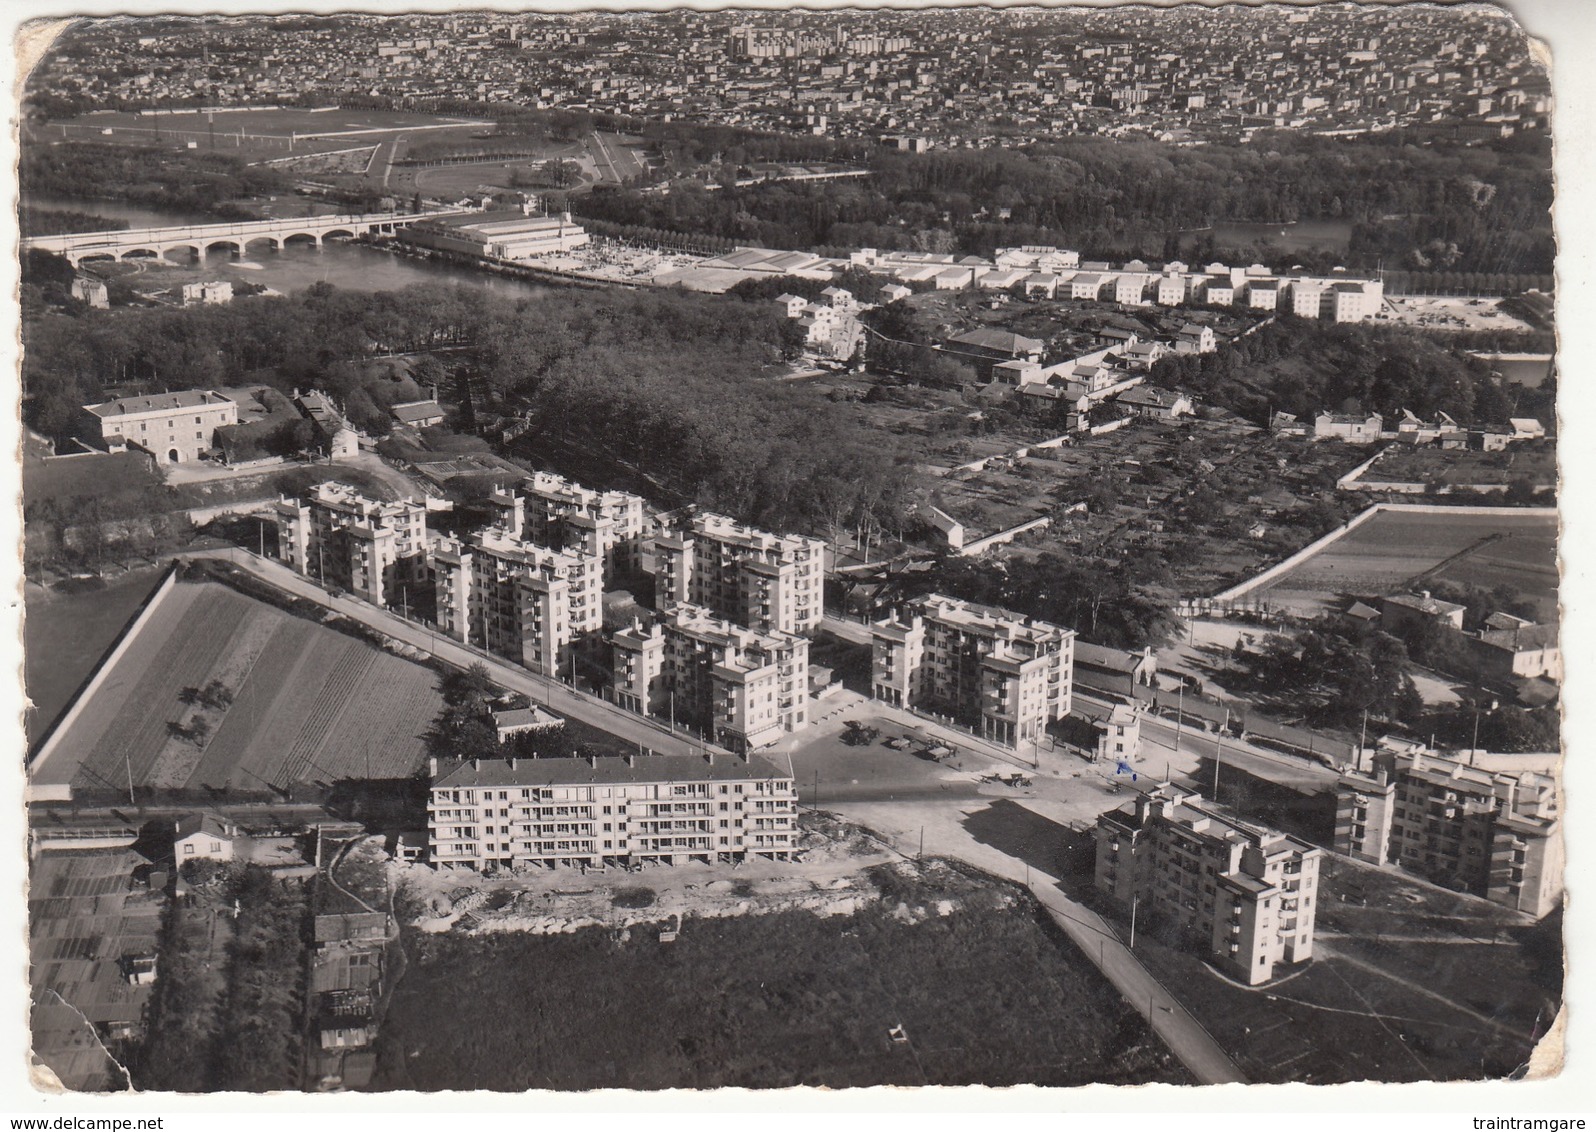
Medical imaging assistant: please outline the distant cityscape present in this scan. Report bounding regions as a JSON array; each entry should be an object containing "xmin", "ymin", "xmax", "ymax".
[{"xmin": 32, "ymin": 6, "xmax": 1548, "ymax": 146}]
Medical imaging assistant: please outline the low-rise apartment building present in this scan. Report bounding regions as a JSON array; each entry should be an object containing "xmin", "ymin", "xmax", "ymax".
[
  {"xmin": 1335, "ymin": 749, "xmax": 1562, "ymax": 917},
  {"xmin": 653, "ymin": 512, "xmax": 825, "ymax": 634},
  {"xmin": 432, "ymin": 526, "xmax": 603, "ymax": 677},
  {"xmin": 870, "ymin": 593, "xmax": 1073, "ymax": 748},
  {"xmin": 490, "ymin": 474, "xmax": 647, "ymax": 579},
  {"xmin": 83, "ymin": 389, "xmax": 238, "ymax": 464},
  {"xmin": 611, "ymin": 604, "xmax": 809, "ymax": 750},
  {"xmin": 427, "ymin": 752, "xmax": 797, "ymax": 869},
  {"xmin": 273, "ymin": 482, "xmax": 430, "ymax": 606},
  {"xmin": 1095, "ymin": 783, "xmax": 1322, "ymax": 985}
]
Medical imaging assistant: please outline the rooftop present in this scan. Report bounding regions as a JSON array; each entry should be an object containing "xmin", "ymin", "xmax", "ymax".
[{"xmin": 431, "ymin": 752, "xmax": 792, "ymax": 789}]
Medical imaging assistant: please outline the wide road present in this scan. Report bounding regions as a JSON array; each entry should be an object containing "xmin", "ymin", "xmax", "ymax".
[{"xmin": 189, "ymin": 548, "xmax": 724, "ymax": 760}]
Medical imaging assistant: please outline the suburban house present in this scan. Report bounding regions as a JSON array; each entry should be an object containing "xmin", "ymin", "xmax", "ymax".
[
  {"xmin": 390, "ymin": 399, "xmax": 446, "ymax": 429},
  {"xmin": 1073, "ymin": 643, "xmax": 1159, "ymax": 696},
  {"xmin": 174, "ymin": 812, "xmax": 236, "ymax": 862},
  {"xmin": 83, "ymin": 389, "xmax": 239, "ymax": 464},
  {"xmin": 1095, "ymin": 782, "xmax": 1322, "ymax": 985},
  {"xmin": 491, "ymin": 706, "xmax": 567, "ymax": 743},
  {"xmin": 1313, "ymin": 411, "xmax": 1384, "ymax": 443},
  {"xmin": 1380, "ymin": 590, "xmax": 1467, "ymax": 634},
  {"xmin": 943, "ymin": 328, "xmax": 1046, "ymax": 380},
  {"xmin": 1173, "ymin": 323, "xmax": 1217, "ymax": 354},
  {"xmin": 1471, "ymin": 620, "xmax": 1561, "ymax": 683},
  {"xmin": 1115, "ymin": 385, "xmax": 1194, "ymax": 420}
]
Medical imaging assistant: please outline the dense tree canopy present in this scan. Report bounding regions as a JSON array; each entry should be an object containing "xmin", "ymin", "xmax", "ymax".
[{"xmin": 573, "ymin": 131, "xmax": 1553, "ymax": 276}]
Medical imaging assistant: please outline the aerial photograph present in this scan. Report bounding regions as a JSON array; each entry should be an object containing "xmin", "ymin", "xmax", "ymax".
[{"xmin": 14, "ymin": 0, "xmax": 1568, "ymax": 1097}]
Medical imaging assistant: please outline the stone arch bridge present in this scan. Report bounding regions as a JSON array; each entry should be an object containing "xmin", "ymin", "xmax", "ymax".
[{"xmin": 21, "ymin": 211, "xmax": 444, "ymax": 268}]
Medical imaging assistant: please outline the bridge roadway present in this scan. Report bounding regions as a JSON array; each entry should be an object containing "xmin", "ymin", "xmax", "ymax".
[{"xmin": 21, "ymin": 210, "xmax": 457, "ymax": 267}]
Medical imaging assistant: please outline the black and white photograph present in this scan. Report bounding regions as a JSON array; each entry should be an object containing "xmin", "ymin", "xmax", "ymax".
[{"xmin": 6, "ymin": 0, "xmax": 1587, "ymax": 1109}]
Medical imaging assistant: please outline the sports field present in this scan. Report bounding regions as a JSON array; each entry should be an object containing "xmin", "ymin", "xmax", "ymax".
[
  {"xmin": 54, "ymin": 106, "xmax": 486, "ymax": 142},
  {"xmin": 30, "ymin": 580, "xmax": 444, "ymax": 793},
  {"xmin": 1255, "ymin": 507, "xmax": 1559, "ymax": 619}
]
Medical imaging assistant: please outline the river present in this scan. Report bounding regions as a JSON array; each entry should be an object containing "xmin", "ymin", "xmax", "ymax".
[{"xmin": 23, "ymin": 193, "xmax": 551, "ymax": 300}]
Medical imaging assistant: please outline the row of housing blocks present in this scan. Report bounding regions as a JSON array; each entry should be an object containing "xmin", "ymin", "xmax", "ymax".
[
  {"xmin": 850, "ymin": 245, "xmax": 1386, "ymax": 322},
  {"xmin": 272, "ymin": 477, "xmax": 828, "ymax": 753}
]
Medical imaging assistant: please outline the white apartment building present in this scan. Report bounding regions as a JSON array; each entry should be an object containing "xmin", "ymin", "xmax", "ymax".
[
  {"xmin": 1335, "ymin": 749, "xmax": 1562, "ymax": 918},
  {"xmin": 489, "ymin": 473, "xmax": 647, "ymax": 579},
  {"xmin": 653, "ymin": 512, "xmax": 825, "ymax": 635},
  {"xmin": 273, "ymin": 482, "xmax": 430, "ymax": 606},
  {"xmin": 1095, "ymin": 782, "xmax": 1322, "ymax": 985},
  {"xmin": 83, "ymin": 389, "xmax": 238, "ymax": 464},
  {"xmin": 871, "ymin": 593, "xmax": 1074, "ymax": 748},
  {"xmin": 611, "ymin": 604, "xmax": 809, "ymax": 751},
  {"xmin": 427, "ymin": 753, "xmax": 797, "ymax": 869},
  {"xmin": 433, "ymin": 526, "xmax": 602, "ymax": 677}
]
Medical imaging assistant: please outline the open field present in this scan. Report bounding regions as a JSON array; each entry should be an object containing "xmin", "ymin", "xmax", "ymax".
[
  {"xmin": 30, "ymin": 581, "xmax": 444, "ymax": 794},
  {"xmin": 1372, "ymin": 440, "xmax": 1557, "ymax": 489},
  {"xmin": 1053, "ymin": 827, "xmax": 1559, "ymax": 1084},
  {"xmin": 1255, "ymin": 507, "xmax": 1559, "ymax": 620},
  {"xmin": 374, "ymin": 856, "xmax": 1188, "ymax": 1090},
  {"xmin": 30, "ymin": 849, "xmax": 164, "ymax": 1091},
  {"xmin": 44, "ymin": 107, "xmax": 489, "ymax": 159},
  {"xmin": 1382, "ymin": 295, "xmax": 1540, "ymax": 334},
  {"xmin": 24, "ymin": 567, "xmax": 169, "ymax": 746}
]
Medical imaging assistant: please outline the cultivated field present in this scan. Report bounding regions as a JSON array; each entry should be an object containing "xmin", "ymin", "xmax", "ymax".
[
  {"xmin": 24, "ymin": 567, "xmax": 169, "ymax": 746},
  {"xmin": 31, "ymin": 581, "xmax": 444, "ymax": 793},
  {"xmin": 1255, "ymin": 507, "xmax": 1559, "ymax": 619}
]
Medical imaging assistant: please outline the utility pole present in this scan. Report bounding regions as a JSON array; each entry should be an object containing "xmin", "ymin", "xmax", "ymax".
[
  {"xmin": 1213, "ymin": 729, "xmax": 1224, "ymax": 800},
  {"xmin": 125, "ymin": 751, "xmax": 135, "ymax": 808},
  {"xmin": 1175, "ymin": 684, "xmax": 1184, "ymax": 748},
  {"xmin": 1129, "ymin": 893, "xmax": 1138, "ymax": 949}
]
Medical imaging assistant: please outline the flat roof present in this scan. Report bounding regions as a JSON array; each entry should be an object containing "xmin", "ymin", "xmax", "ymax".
[{"xmin": 432, "ymin": 753, "xmax": 791, "ymax": 789}]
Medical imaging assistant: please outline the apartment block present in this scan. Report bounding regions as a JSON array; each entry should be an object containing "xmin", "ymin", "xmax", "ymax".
[
  {"xmin": 1335, "ymin": 749, "xmax": 1562, "ymax": 917},
  {"xmin": 611, "ymin": 604, "xmax": 809, "ymax": 751},
  {"xmin": 273, "ymin": 482, "xmax": 430, "ymax": 606},
  {"xmin": 432, "ymin": 526, "xmax": 603, "ymax": 677},
  {"xmin": 489, "ymin": 473, "xmax": 647, "ymax": 579},
  {"xmin": 653, "ymin": 512, "xmax": 825, "ymax": 634},
  {"xmin": 1095, "ymin": 783, "xmax": 1322, "ymax": 985},
  {"xmin": 870, "ymin": 593, "xmax": 1073, "ymax": 748},
  {"xmin": 427, "ymin": 752, "xmax": 797, "ymax": 870}
]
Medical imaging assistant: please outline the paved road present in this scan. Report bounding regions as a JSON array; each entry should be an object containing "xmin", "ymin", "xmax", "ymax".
[{"xmin": 190, "ymin": 548, "xmax": 723, "ymax": 761}]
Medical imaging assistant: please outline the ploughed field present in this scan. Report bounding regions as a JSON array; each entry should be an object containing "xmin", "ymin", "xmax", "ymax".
[
  {"xmin": 31, "ymin": 581, "xmax": 443, "ymax": 792},
  {"xmin": 1255, "ymin": 508, "xmax": 1558, "ymax": 620}
]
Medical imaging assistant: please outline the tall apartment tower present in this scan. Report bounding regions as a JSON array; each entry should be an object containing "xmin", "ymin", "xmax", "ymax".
[
  {"xmin": 652, "ymin": 512, "xmax": 825, "ymax": 635},
  {"xmin": 489, "ymin": 473, "xmax": 647, "ymax": 581},
  {"xmin": 272, "ymin": 482, "xmax": 430, "ymax": 606},
  {"xmin": 1335, "ymin": 748, "xmax": 1562, "ymax": 918},
  {"xmin": 1095, "ymin": 782, "xmax": 1322, "ymax": 985},
  {"xmin": 432, "ymin": 526, "xmax": 603, "ymax": 677},
  {"xmin": 870, "ymin": 593, "xmax": 1073, "ymax": 748},
  {"xmin": 610, "ymin": 604, "xmax": 809, "ymax": 751}
]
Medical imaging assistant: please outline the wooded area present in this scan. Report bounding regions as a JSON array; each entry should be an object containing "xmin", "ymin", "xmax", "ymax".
[{"xmin": 572, "ymin": 131, "xmax": 1553, "ymax": 276}]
